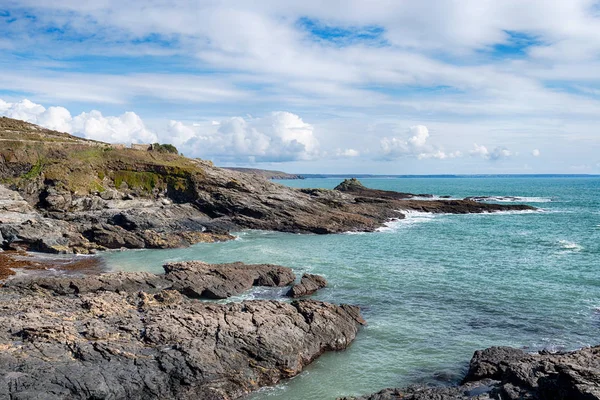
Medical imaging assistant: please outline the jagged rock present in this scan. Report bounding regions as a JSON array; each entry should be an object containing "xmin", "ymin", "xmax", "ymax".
[
  {"xmin": 41, "ymin": 187, "xmax": 73, "ymax": 211},
  {"xmin": 6, "ymin": 260, "xmax": 296, "ymax": 300},
  {"xmin": 334, "ymin": 178, "xmax": 366, "ymax": 191},
  {"xmin": 287, "ymin": 273, "xmax": 327, "ymax": 298},
  {"xmin": 83, "ymin": 224, "xmax": 147, "ymax": 249},
  {"xmin": 0, "ymin": 286, "xmax": 365, "ymax": 400}
]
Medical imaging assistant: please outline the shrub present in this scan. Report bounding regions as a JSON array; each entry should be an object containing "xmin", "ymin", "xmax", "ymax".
[{"xmin": 152, "ymin": 143, "xmax": 179, "ymax": 154}]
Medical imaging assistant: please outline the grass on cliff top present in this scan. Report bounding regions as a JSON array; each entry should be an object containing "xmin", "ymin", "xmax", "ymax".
[
  {"xmin": 0, "ymin": 116, "xmax": 207, "ymax": 195},
  {"xmin": 0, "ymin": 117, "xmax": 99, "ymax": 144}
]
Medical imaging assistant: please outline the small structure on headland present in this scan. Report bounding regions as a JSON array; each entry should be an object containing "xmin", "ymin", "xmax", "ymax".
[{"xmin": 131, "ymin": 143, "xmax": 153, "ymax": 151}]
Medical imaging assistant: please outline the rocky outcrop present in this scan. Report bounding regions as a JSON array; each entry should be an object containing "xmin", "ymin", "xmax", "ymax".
[
  {"xmin": 340, "ymin": 345, "xmax": 600, "ymax": 400},
  {"xmin": 7, "ymin": 260, "xmax": 296, "ymax": 299},
  {"xmin": 0, "ymin": 258, "xmax": 365, "ymax": 399},
  {"xmin": 0, "ymin": 287, "xmax": 365, "ymax": 400},
  {"xmin": 287, "ymin": 273, "xmax": 328, "ymax": 298}
]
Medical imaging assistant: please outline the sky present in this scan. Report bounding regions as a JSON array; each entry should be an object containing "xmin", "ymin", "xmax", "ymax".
[{"xmin": 1, "ymin": 1, "xmax": 600, "ymax": 174}]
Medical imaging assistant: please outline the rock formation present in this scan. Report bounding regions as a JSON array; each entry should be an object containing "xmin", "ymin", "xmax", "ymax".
[
  {"xmin": 0, "ymin": 260, "xmax": 365, "ymax": 399},
  {"xmin": 287, "ymin": 273, "xmax": 328, "ymax": 298},
  {"xmin": 6, "ymin": 260, "xmax": 296, "ymax": 299}
]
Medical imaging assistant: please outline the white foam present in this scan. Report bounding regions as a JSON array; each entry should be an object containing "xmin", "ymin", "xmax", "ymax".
[
  {"xmin": 558, "ymin": 240, "xmax": 583, "ymax": 252},
  {"xmin": 479, "ymin": 209, "xmax": 545, "ymax": 215},
  {"xmin": 411, "ymin": 195, "xmax": 462, "ymax": 201},
  {"xmin": 376, "ymin": 210, "xmax": 437, "ymax": 232},
  {"xmin": 468, "ymin": 196, "xmax": 552, "ymax": 203}
]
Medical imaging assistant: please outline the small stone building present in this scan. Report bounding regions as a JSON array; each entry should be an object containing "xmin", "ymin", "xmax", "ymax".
[{"xmin": 131, "ymin": 143, "xmax": 152, "ymax": 151}]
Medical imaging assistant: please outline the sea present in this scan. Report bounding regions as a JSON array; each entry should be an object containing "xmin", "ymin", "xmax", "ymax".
[{"xmin": 100, "ymin": 176, "xmax": 600, "ymax": 399}]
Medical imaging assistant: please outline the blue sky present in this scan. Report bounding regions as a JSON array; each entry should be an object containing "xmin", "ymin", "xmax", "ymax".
[{"xmin": 1, "ymin": 1, "xmax": 600, "ymax": 174}]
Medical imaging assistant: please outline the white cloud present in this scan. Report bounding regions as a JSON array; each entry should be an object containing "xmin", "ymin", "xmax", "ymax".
[
  {"xmin": 37, "ymin": 106, "xmax": 73, "ymax": 133},
  {"xmin": 470, "ymin": 143, "xmax": 489, "ymax": 158},
  {"xmin": 380, "ymin": 125, "xmax": 459, "ymax": 160},
  {"xmin": 490, "ymin": 147, "xmax": 512, "ymax": 160},
  {"xmin": 407, "ymin": 125, "xmax": 429, "ymax": 147},
  {"xmin": 72, "ymin": 110, "xmax": 157, "ymax": 144},
  {"xmin": 334, "ymin": 148, "xmax": 360, "ymax": 157},
  {"xmin": 532, "ymin": 149, "xmax": 541, "ymax": 157},
  {"xmin": 417, "ymin": 150, "xmax": 462, "ymax": 160},
  {"xmin": 0, "ymin": 98, "xmax": 157, "ymax": 144},
  {"xmin": 0, "ymin": 98, "xmax": 321, "ymax": 162},
  {"xmin": 470, "ymin": 143, "xmax": 512, "ymax": 160},
  {"xmin": 173, "ymin": 111, "xmax": 319, "ymax": 162}
]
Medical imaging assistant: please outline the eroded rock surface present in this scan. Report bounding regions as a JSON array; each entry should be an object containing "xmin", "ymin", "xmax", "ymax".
[
  {"xmin": 287, "ymin": 273, "xmax": 328, "ymax": 298},
  {"xmin": 6, "ymin": 260, "xmax": 296, "ymax": 300},
  {"xmin": 0, "ymin": 289, "xmax": 365, "ymax": 400},
  {"xmin": 341, "ymin": 346, "xmax": 600, "ymax": 400}
]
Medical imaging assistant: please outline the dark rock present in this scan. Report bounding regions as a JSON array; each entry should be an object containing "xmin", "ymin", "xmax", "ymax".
[
  {"xmin": 6, "ymin": 260, "xmax": 296, "ymax": 300},
  {"xmin": 40, "ymin": 187, "xmax": 72, "ymax": 211},
  {"xmin": 287, "ymin": 273, "xmax": 328, "ymax": 298},
  {"xmin": 335, "ymin": 178, "xmax": 366, "ymax": 191},
  {"xmin": 163, "ymin": 261, "xmax": 296, "ymax": 299},
  {"xmin": 83, "ymin": 224, "xmax": 147, "ymax": 249}
]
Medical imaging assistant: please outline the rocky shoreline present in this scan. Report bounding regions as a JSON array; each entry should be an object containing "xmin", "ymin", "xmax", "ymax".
[
  {"xmin": 2, "ymin": 118, "xmax": 580, "ymax": 400},
  {"xmin": 0, "ymin": 261, "xmax": 364, "ymax": 399}
]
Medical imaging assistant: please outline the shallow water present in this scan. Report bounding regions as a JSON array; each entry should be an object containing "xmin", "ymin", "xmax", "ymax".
[{"xmin": 101, "ymin": 177, "xmax": 600, "ymax": 399}]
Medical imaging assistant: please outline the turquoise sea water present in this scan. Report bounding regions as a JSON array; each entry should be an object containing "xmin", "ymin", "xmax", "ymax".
[{"xmin": 101, "ymin": 177, "xmax": 600, "ymax": 399}]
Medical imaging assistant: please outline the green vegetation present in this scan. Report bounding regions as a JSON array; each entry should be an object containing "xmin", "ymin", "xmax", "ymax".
[
  {"xmin": 22, "ymin": 158, "xmax": 44, "ymax": 179},
  {"xmin": 0, "ymin": 117, "xmax": 205, "ymax": 197},
  {"xmin": 152, "ymin": 143, "xmax": 179, "ymax": 154},
  {"xmin": 114, "ymin": 171, "xmax": 160, "ymax": 193}
]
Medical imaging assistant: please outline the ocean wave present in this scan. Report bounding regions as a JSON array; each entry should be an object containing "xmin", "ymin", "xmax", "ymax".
[
  {"xmin": 216, "ymin": 286, "xmax": 290, "ymax": 303},
  {"xmin": 479, "ymin": 209, "xmax": 546, "ymax": 215},
  {"xmin": 466, "ymin": 196, "xmax": 552, "ymax": 203},
  {"xmin": 558, "ymin": 240, "xmax": 583, "ymax": 252},
  {"xmin": 411, "ymin": 195, "xmax": 462, "ymax": 201},
  {"xmin": 343, "ymin": 231, "xmax": 368, "ymax": 235},
  {"xmin": 376, "ymin": 210, "xmax": 437, "ymax": 232}
]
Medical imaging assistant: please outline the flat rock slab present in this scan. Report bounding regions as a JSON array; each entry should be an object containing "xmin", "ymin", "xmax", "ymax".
[
  {"xmin": 0, "ymin": 287, "xmax": 365, "ymax": 400},
  {"xmin": 6, "ymin": 260, "xmax": 296, "ymax": 299},
  {"xmin": 287, "ymin": 273, "xmax": 327, "ymax": 298}
]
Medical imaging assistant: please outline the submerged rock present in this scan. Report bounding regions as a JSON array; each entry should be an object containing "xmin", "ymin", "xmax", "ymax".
[{"xmin": 287, "ymin": 273, "xmax": 328, "ymax": 298}]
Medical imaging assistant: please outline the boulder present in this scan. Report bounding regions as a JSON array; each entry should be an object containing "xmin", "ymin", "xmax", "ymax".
[{"xmin": 287, "ymin": 273, "xmax": 328, "ymax": 298}]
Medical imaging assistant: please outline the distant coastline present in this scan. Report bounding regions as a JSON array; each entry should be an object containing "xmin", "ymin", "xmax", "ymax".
[
  {"xmin": 222, "ymin": 167, "xmax": 305, "ymax": 180},
  {"xmin": 285, "ymin": 173, "xmax": 600, "ymax": 179}
]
